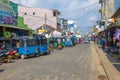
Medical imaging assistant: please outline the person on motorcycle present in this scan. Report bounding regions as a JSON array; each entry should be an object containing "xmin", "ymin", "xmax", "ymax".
[
  {"xmin": 57, "ymin": 38, "xmax": 62, "ymax": 49},
  {"xmin": 57, "ymin": 38, "xmax": 61, "ymax": 45}
]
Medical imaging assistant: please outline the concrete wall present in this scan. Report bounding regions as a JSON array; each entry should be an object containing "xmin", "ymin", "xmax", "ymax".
[{"xmin": 18, "ymin": 6, "xmax": 57, "ymax": 30}]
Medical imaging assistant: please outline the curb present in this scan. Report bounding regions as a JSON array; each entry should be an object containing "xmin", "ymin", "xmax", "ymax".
[{"xmin": 93, "ymin": 42, "xmax": 120, "ymax": 80}]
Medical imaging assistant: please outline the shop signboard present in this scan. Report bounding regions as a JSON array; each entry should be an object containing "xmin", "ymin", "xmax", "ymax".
[{"xmin": 0, "ymin": 0, "xmax": 18, "ymax": 26}]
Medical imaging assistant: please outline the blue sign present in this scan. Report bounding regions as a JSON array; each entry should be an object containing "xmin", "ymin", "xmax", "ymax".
[
  {"xmin": 68, "ymin": 23, "xmax": 74, "ymax": 27},
  {"xmin": 0, "ymin": 0, "xmax": 18, "ymax": 26}
]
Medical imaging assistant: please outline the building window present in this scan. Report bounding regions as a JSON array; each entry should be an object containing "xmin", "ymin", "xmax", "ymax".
[
  {"xmin": 33, "ymin": 12, "xmax": 35, "ymax": 15},
  {"xmin": 24, "ymin": 12, "xmax": 27, "ymax": 15}
]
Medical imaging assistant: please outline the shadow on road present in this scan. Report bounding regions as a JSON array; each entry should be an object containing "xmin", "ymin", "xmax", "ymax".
[{"xmin": 0, "ymin": 69, "xmax": 4, "ymax": 73}]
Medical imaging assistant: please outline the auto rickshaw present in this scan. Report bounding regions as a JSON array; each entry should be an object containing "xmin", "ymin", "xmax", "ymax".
[
  {"xmin": 17, "ymin": 37, "xmax": 39, "ymax": 59},
  {"xmin": 64, "ymin": 38, "xmax": 73, "ymax": 47},
  {"xmin": 53, "ymin": 38, "xmax": 58, "ymax": 49},
  {"xmin": 34, "ymin": 35, "xmax": 50, "ymax": 55},
  {"xmin": 48, "ymin": 38, "xmax": 54, "ymax": 51},
  {"xmin": 71, "ymin": 36, "xmax": 78, "ymax": 46},
  {"xmin": 57, "ymin": 38, "xmax": 63, "ymax": 50}
]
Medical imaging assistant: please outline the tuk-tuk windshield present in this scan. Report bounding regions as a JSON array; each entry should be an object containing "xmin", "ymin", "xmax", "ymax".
[
  {"xmin": 19, "ymin": 39, "xmax": 24, "ymax": 47},
  {"xmin": 41, "ymin": 37, "xmax": 47, "ymax": 45},
  {"xmin": 26, "ymin": 39, "xmax": 36, "ymax": 46}
]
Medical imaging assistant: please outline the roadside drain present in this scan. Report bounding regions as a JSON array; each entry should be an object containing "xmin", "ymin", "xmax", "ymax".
[{"xmin": 98, "ymin": 75, "xmax": 107, "ymax": 80}]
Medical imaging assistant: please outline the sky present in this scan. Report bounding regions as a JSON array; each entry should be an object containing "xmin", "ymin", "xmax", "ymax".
[
  {"xmin": 115, "ymin": 0, "xmax": 120, "ymax": 11},
  {"xmin": 10, "ymin": 0, "xmax": 101, "ymax": 35}
]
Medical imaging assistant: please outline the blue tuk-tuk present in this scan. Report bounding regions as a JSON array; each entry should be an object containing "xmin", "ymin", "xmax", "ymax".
[
  {"xmin": 64, "ymin": 38, "xmax": 73, "ymax": 47},
  {"xmin": 17, "ymin": 37, "xmax": 39, "ymax": 59},
  {"xmin": 34, "ymin": 35, "xmax": 50, "ymax": 55},
  {"xmin": 71, "ymin": 36, "xmax": 78, "ymax": 46}
]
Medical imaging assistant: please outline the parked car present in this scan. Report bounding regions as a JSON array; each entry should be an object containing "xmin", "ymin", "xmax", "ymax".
[{"xmin": 83, "ymin": 38, "xmax": 90, "ymax": 44}]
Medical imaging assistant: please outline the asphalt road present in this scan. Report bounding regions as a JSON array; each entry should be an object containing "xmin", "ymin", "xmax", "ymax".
[{"xmin": 0, "ymin": 43, "xmax": 105, "ymax": 80}]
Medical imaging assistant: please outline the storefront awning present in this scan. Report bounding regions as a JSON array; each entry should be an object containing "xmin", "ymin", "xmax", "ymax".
[{"xmin": 0, "ymin": 24, "xmax": 33, "ymax": 31}]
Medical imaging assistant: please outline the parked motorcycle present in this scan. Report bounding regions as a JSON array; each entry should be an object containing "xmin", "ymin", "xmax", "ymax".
[
  {"xmin": 0, "ymin": 50, "xmax": 12, "ymax": 63},
  {"xmin": 8, "ymin": 49, "xmax": 19, "ymax": 59},
  {"xmin": 57, "ymin": 44, "xmax": 63, "ymax": 50},
  {"xmin": 48, "ymin": 44, "xmax": 54, "ymax": 51}
]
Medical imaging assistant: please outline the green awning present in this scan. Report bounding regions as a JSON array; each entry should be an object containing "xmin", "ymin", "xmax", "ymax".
[{"xmin": 0, "ymin": 24, "xmax": 33, "ymax": 31}]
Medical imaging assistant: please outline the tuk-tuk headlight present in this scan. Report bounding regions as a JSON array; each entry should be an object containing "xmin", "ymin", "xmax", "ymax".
[{"xmin": 26, "ymin": 49, "xmax": 29, "ymax": 52}]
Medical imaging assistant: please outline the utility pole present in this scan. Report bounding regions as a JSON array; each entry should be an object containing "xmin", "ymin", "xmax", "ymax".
[
  {"xmin": 99, "ymin": 0, "xmax": 108, "ymax": 30},
  {"xmin": 42, "ymin": 13, "xmax": 47, "ymax": 30},
  {"xmin": 42, "ymin": 13, "xmax": 47, "ymax": 35},
  {"xmin": 100, "ymin": 0, "xmax": 115, "ymax": 30},
  {"xmin": 105, "ymin": 0, "xmax": 108, "ymax": 30},
  {"xmin": 45, "ymin": 13, "xmax": 47, "ymax": 29}
]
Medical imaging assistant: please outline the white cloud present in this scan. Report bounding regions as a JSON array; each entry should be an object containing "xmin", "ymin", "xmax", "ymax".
[
  {"xmin": 21, "ymin": 0, "xmax": 37, "ymax": 7},
  {"xmin": 10, "ymin": 0, "xmax": 38, "ymax": 7}
]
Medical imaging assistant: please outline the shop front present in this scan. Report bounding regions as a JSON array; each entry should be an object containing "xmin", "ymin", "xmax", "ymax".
[
  {"xmin": 37, "ymin": 24, "xmax": 56, "ymax": 38},
  {"xmin": 52, "ymin": 30, "xmax": 62, "ymax": 38},
  {"xmin": 97, "ymin": 7, "xmax": 120, "ymax": 54}
]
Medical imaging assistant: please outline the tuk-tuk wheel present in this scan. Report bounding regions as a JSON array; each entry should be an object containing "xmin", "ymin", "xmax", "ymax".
[
  {"xmin": 21, "ymin": 54, "xmax": 26, "ymax": 59},
  {"xmin": 7, "ymin": 58, "xmax": 11, "ymax": 63},
  {"xmin": 15, "ymin": 53, "xmax": 19, "ymax": 59},
  {"xmin": 36, "ymin": 53, "xmax": 40, "ymax": 57},
  {"xmin": 7, "ymin": 56, "xmax": 12, "ymax": 63},
  {"xmin": 47, "ymin": 50, "xmax": 51, "ymax": 55},
  {"xmin": 7, "ymin": 59, "xmax": 11, "ymax": 63}
]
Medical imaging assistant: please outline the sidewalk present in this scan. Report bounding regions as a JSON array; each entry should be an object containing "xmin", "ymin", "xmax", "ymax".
[
  {"xmin": 91, "ymin": 42, "xmax": 107, "ymax": 80},
  {"xmin": 107, "ymin": 54, "xmax": 120, "ymax": 72},
  {"xmin": 93, "ymin": 42, "xmax": 120, "ymax": 80}
]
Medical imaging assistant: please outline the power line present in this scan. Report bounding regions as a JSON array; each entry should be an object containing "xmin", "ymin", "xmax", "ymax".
[
  {"xmin": 61, "ymin": 2, "xmax": 98, "ymax": 13},
  {"xmin": 61, "ymin": 2, "xmax": 99, "ymax": 15},
  {"xmin": 60, "ymin": 7, "xmax": 97, "ymax": 21}
]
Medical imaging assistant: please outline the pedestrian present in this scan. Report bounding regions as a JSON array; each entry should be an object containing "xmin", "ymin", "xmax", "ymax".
[
  {"xmin": 0, "ymin": 41, "xmax": 5, "ymax": 50},
  {"xmin": 100, "ymin": 36, "xmax": 106, "ymax": 50},
  {"xmin": 57, "ymin": 38, "xmax": 61, "ymax": 45},
  {"xmin": 16, "ymin": 41, "xmax": 20, "ymax": 49},
  {"xmin": 111, "ymin": 37, "xmax": 119, "ymax": 54}
]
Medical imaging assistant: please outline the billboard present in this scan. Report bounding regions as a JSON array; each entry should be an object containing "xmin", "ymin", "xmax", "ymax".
[
  {"xmin": 0, "ymin": 0, "xmax": 18, "ymax": 26},
  {"xmin": 68, "ymin": 20, "xmax": 75, "ymax": 27}
]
